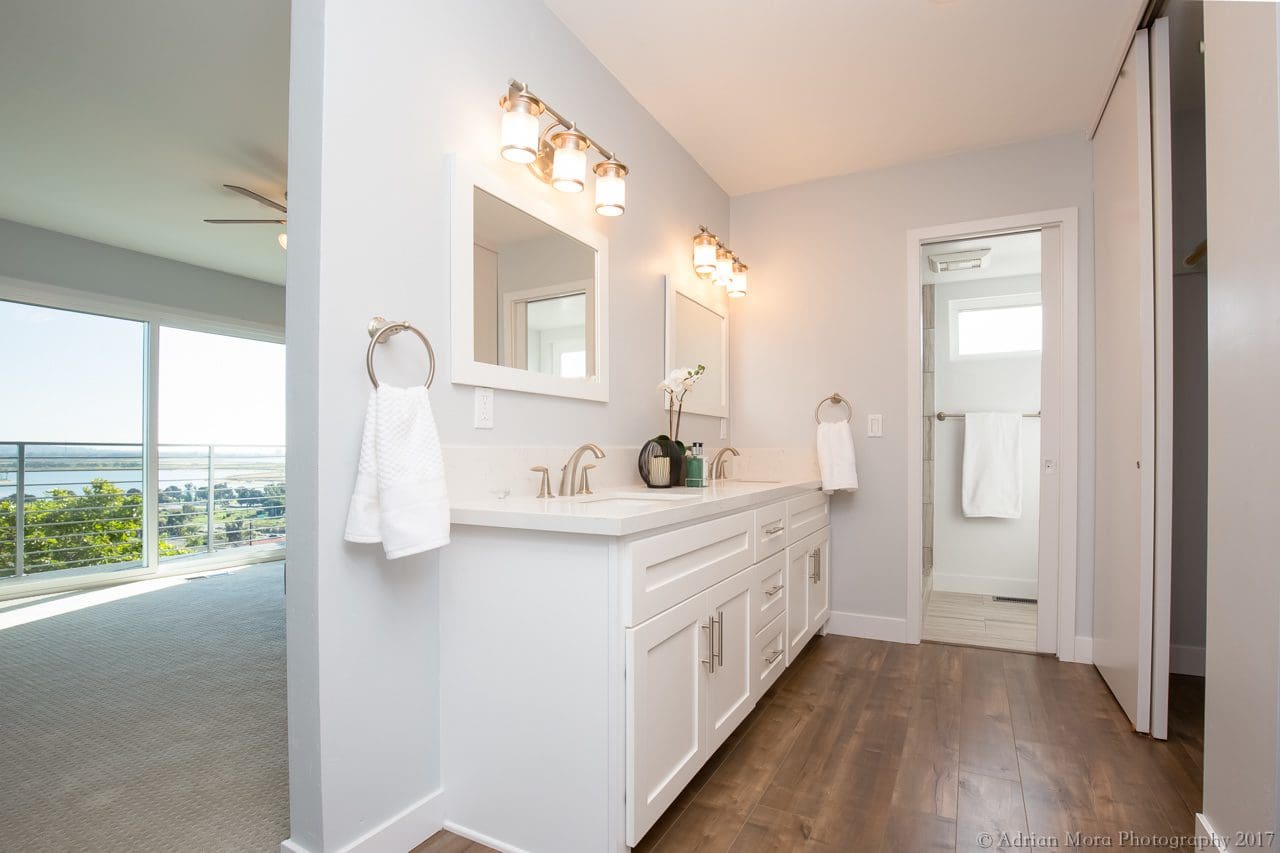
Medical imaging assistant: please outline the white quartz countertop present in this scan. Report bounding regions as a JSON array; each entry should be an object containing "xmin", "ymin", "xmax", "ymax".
[{"xmin": 450, "ymin": 479, "xmax": 824, "ymax": 537}]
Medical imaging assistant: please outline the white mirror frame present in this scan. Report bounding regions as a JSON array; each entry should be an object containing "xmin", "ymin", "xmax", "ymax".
[
  {"xmin": 664, "ymin": 273, "xmax": 729, "ymax": 419},
  {"xmin": 450, "ymin": 156, "xmax": 609, "ymax": 402}
]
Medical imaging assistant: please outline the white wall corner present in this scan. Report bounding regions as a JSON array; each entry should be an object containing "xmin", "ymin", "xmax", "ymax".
[
  {"xmin": 443, "ymin": 821, "xmax": 534, "ymax": 853},
  {"xmin": 825, "ymin": 611, "xmax": 909, "ymax": 644},
  {"xmin": 1171, "ymin": 644, "xmax": 1206, "ymax": 677},
  {"xmin": 1071, "ymin": 635, "xmax": 1093, "ymax": 664},
  {"xmin": 1195, "ymin": 812, "xmax": 1230, "ymax": 853}
]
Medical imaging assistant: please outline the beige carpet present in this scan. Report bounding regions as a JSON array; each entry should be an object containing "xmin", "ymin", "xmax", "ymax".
[{"xmin": 0, "ymin": 562, "xmax": 288, "ymax": 851}]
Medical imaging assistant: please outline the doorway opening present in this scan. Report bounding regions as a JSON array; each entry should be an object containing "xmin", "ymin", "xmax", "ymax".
[{"xmin": 919, "ymin": 231, "xmax": 1044, "ymax": 652}]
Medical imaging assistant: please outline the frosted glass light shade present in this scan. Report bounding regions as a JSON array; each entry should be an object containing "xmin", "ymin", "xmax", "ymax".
[
  {"xmin": 500, "ymin": 109, "xmax": 540, "ymax": 164},
  {"xmin": 277, "ymin": 232, "xmax": 288, "ymax": 250},
  {"xmin": 714, "ymin": 249, "xmax": 733, "ymax": 286},
  {"xmin": 728, "ymin": 261, "xmax": 748, "ymax": 297},
  {"xmin": 594, "ymin": 160, "xmax": 627, "ymax": 216},
  {"xmin": 692, "ymin": 232, "xmax": 718, "ymax": 275},
  {"xmin": 550, "ymin": 129, "xmax": 589, "ymax": 193}
]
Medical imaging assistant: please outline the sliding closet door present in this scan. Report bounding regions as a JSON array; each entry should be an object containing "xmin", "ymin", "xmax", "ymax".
[{"xmin": 1091, "ymin": 27, "xmax": 1161, "ymax": 734}]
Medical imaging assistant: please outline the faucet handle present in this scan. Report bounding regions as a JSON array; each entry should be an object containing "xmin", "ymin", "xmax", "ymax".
[
  {"xmin": 530, "ymin": 466, "xmax": 553, "ymax": 499},
  {"xmin": 580, "ymin": 464, "xmax": 597, "ymax": 495}
]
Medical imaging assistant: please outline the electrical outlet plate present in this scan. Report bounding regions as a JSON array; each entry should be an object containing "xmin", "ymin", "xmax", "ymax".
[{"xmin": 474, "ymin": 387, "xmax": 494, "ymax": 429}]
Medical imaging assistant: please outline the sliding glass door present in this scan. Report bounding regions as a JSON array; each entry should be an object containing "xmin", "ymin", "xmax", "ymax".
[{"xmin": 0, "ymin": 297, "xmax": 285, "ymax": 589}]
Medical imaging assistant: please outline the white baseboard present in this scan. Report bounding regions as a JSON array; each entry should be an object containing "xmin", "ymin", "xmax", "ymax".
[
  {"xmin": 281, "ymin": 788, "xmax": 445, "ymax": 853},
  {"xmin": 1072, "ymin": 635, "xmax": 1093, "ymax": 664},
  {"xmin": 1171, "ymin": 644, "xmax": 1206, "ymax": 677},
  {"xmin": 1195, "ymin": 812, "xmax": 1230, "ymax": 853},
  {"xmin": 825, "ymin": 610, "xmax": 908, "ymax": 643},
  {"xmin": 931, "ymin": 573, "xmax": 1038, "ymax": 600},
  {"xmin": 443, "ymin": 821, "xmax": 533, "ymax": 853}
]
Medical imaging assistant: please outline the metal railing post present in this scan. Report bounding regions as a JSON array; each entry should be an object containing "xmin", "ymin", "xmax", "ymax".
[
  {"xmin": 206, "ymin": 445, "xmax": 215, "ymax": 554},
  {"xmin": 14, "ymin": 443, "xmax": 25, "ymax": 577}
]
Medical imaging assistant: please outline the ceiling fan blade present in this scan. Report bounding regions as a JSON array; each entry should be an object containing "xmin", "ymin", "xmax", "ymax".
[
  {"xmin": 204, "ymin": 218, "xmax": 287, "ymax": 224},
  {"xmin": 223, "ymin": 184, "xmax": 287, "ymax": 214}
]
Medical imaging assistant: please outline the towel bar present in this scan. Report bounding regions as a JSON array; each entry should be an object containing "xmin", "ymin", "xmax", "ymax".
[
  {"xmin": 934, "ymin": 411, "xmax": 1040, "ymax": 421},
  {"xmin": 366, "ymin": 316, "xmax": 436, "ymax": 388}
]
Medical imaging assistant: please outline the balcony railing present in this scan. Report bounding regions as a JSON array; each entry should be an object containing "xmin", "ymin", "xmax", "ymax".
[{"xmin": 0, "ymin": 442, "xmax": 286, "ymax": 579}]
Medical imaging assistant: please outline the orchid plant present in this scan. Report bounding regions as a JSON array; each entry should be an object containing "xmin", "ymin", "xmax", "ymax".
[{"xmin": 658, "ymin": 364, "xmax": 706, "ymax": 444}]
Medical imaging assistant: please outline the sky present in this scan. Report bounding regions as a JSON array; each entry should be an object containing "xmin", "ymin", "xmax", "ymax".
[{"xmin": 0, "ymin": 300, "xmax": 285, "ymax": 447}]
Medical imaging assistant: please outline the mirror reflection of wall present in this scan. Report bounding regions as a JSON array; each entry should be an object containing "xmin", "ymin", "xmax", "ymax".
[
  {"xmin": 472, "ymin": 188, "xmax": 596, "ymax": 379},
  {"xmin": 674, "ymin": 292, "xmax": 724, "ymax": 406}
]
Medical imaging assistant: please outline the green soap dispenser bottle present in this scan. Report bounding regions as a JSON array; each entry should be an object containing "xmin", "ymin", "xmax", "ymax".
[{"xmin": 685, "ymin": 442, "xmax": 706, "ymax": 488}]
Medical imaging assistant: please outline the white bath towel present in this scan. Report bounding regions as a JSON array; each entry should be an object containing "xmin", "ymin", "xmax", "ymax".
[
  {"xmin": 345, "ymin": 385, "xmax": 450, "ymax": 558},
  {"xmin": 816, "ymin": 421, "xmax": 859, "ymax": 493},
  {"xmin": 962, "ymin": 412, "xmax": 1022, "ymax": 518}
]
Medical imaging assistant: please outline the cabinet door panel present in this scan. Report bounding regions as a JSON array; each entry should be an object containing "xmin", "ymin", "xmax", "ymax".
[
  {"xmin": 626, "ymin": 594, "xmax": 709, "ymax": 846},
  {"xmin": 786, "ymin": 540, "xmax": 813, "ymax": 661},
  {"xmin": 807, "ymin": 527, "xmax": 831, "ymax": 632},
  {"xmin": 706, "ymin": 568, "xmax": 756, "ymax": 753}
]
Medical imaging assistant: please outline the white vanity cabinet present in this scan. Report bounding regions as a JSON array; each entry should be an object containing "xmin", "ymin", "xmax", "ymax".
[{"xmin": 441, "ymin": 482, "xmax": 830, "ymax": 853}]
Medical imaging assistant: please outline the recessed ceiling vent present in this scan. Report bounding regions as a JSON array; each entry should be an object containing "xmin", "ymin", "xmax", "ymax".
[{"xmin": 928, "ymin": 248, "xmax": 991, "ymax": 274}]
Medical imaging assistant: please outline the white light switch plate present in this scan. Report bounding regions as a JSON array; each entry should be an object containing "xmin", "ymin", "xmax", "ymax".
[
  {"xmin": 474, "ymin": 387, "xmax": 494, "ymax": 429},
  {"xmin": 867, "ymin": 414, "xmax": 883, "ymax": 437}
]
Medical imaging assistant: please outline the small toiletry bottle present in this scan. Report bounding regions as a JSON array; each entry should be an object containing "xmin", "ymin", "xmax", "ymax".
[{"xmin": 685, "ymin": 443, "xmax": 704, "ymax": 488}]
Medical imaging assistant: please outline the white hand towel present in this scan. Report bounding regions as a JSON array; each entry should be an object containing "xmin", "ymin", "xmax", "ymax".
[
  {"xmin": 962, "ymin": 412, "xmax": 1022, "ymax": 518},
  {"xmin": 816, "ymin": 421, "xmax": 859, "ymax": 493},
  {"xmin": 344, "ymin": 385, "xmax": 450, "ymax": 558}
]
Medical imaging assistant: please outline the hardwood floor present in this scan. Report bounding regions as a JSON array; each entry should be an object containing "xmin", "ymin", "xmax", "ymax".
[
  {"xmin": 923, "ymin": 590, "xmax": 1038, "ymax": 652},
  {"xmin": 415, "ymin": 635, "xmax": 1205, "ymax": 853}
]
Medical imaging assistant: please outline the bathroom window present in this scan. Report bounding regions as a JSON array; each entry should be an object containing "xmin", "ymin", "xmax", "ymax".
[{"xmin": 949, "ymin": 293, "xmax": 1042, "ymax": 359}]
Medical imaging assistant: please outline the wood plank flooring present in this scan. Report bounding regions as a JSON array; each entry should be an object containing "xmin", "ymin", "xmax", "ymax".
[
  {"xmin": 923, "ymin": 590, "xmax": 1038, "ymax": 652},
  {"xmin": 415, "ymin": 635, "xmax": 1205, "ymax": 853}
]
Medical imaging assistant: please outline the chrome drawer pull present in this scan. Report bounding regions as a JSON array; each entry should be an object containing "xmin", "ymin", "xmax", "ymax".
[
  {"xmin": 764, "ymin": 583, "xmax": 783, "ymax": 597},
  {"xmin": 701, "ymin": 621, "xmax": 715, "ymax": 673},
  {"xmin": 763, "ymin": 524, "xmax": 785, "ymax": 536},
  {"xmin": 764, "ymin": 648, "xmax": 784, "ymax": 664},
  {"xmin": 715, "ymin": 610, "xmax": 725, "ymax": 667}
]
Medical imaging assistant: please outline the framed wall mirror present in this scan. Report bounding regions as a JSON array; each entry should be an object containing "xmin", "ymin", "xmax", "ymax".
[
  {"xmin": 665, "ymin": 274, "xmax": 729, "ymax": 419},
  {"xmin": 450, "ymin": 157, "xmax": 609, "ymax": 401}
]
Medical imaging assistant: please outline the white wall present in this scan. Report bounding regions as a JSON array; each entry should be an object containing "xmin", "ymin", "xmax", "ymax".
[
  {"xmin": 1200, "ymin": 0, "xmax": 1280, "ymax": 843},
  {"xmin": 283, "ymin": 0, "xmax": 729, "ymax": 850},
  {"xmin": 932, "ymin": 274, "xmax": 1041, "ymax": 599},
  {"xmin": 729, "ymin": 133, "xmax": 1094, "ymax": 634},
  {"xmin": 0, "ymin": 217, "xmax": 285, "ymax": 330}
]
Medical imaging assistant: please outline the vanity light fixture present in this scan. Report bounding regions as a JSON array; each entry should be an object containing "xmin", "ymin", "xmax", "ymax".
[
  {"xmin": 727, "ymin": 260, "xmax": 749, "ymax": 298},
  {"xmin": 498, "ymin": 80, "xmax": 629, "ymax": 215},
  {"xmin": 692, "ymin": 226, "xmax": 751, "ymax": 297}
]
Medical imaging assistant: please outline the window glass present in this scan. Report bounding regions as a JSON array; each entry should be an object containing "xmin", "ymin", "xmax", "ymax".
[{"xmin": 956, "ymin": 304, "xmax": 1042, "ymax": 357}]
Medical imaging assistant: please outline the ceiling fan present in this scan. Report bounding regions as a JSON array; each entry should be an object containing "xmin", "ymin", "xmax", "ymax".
[{"xmin": 204, "ymin": 184, "xmax": 288, "ymax": 249}]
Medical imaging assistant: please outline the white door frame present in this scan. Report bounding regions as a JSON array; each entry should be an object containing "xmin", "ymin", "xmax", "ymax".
[{"xmin": 904, "ymin": 208, "xmax": 1081, "ymax": 661}]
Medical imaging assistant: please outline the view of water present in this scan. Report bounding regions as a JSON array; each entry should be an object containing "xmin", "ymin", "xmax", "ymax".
[{"xmin": 0, "ymin": 466, "xmax": 285, "ymax": 498}]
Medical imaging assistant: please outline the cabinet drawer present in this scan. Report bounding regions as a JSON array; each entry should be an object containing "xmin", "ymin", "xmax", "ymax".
[
  {"xmin": 753, "ymin": 613, "xmax": 787, "ymax": 698},
  {"xmin": 751, "ymin": 550, "xmax": 786, "ymax": 635},
  {"xmin": 787, "ymin": 492, "xmax": 829, "ymax": 543},
  {"xmin": 753, "ymin": 501, "xmax": 789, "ymax": 560},
  {"xmin": 623, "ymin": 510, "xmax": 755, "ymax": 627}
]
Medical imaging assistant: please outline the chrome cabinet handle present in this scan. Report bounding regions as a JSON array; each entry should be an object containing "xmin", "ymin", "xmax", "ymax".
[
  {"xmin": 808, "ymin": 550, "xmax": 817, "ymax": 582},
  {"xmin": 764, "ymin": 648, "xmax": 784, "ymax": 664},
  {"xmin": 764, "ymin": 583, "xmax": 783, "ymax": 597},
  {"xmin": 764, "ymin": 524, "xmax": 785, "ymax": 536},
  {"xmin": 701, "ymin": 621, "xmax": 715, "ymax": 673},
  {"xmin": 814, "ymin": 548, "xmax": 822, "ymax": 582},
  {"xmin": 715, "ymin": 610, "xmax": 724, "ymax": 667}
]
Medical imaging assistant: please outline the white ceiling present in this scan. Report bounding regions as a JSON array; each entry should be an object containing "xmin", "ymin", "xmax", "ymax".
[
  {"xmin": 544, "ymin": 0, "xmax": 1145, "ymax": 195},
  {"xmin": 0, "ymin": 1, "xmax": 290, "ymax": 285}
]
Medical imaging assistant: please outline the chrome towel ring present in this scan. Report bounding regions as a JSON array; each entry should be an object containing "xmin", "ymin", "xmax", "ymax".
[
  {"xmin": 366, "ymin": 316, "xmax": 436, "ymax": 389},
  {"xmin": 814, "ymin": 392, "xmax": 852, "ymax": 424}
]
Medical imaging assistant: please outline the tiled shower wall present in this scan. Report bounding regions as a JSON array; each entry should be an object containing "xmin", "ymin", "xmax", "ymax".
[{"xmin": 922, "ymin": 283, "xmax": 935, "ymax": 578}]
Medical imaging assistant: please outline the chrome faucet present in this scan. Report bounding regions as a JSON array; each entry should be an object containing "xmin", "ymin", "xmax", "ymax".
[
  {"xmin": 559, "ymin": 443, "xmax": 606, "ymax": 496},
  {"xmin": 710, "ymin": 446, "xmax": 741, "ymax": 481}
]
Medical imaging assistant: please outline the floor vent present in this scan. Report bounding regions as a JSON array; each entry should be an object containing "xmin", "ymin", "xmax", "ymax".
[{"xmin": 992, "ymin": 595, "xmax": 1037, "ymax": 604}]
